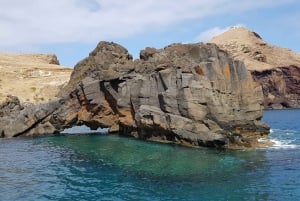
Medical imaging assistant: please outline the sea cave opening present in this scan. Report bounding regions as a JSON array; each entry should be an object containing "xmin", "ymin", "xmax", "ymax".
[{"xmin": 60, "ymin": 125, "xmax": 109, "ymax": 135}]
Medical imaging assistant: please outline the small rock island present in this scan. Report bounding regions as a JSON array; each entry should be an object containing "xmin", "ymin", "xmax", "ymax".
[{"xmin": 0, "ymin": 41, "xmax": 270, "ymax": 148}]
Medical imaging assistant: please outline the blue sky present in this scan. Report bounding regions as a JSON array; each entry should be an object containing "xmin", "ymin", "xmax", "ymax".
[{"xmin": 0, "ymin": 0, "xmax": 299, "ymax": 67}]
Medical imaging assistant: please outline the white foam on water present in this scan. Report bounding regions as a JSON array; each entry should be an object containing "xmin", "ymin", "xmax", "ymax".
[
  {"xmin": 271, "ymin": 128, "xmax": 298, "ymax": 134},
  {"xmin": 262, "ymin": 128, "xmax": 299, "ymax": 149},
  {"xmin": 269, "ymin": 139, "xmax": 298, "ymax": 149},
  {"xmin": 258, "ymin": 137, "xmax": 298, "ymax": 149}
]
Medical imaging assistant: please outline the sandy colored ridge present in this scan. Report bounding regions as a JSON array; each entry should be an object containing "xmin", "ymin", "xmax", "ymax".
[
  {"xmin": 0, "ymin": 53, "xmax": 72, "ymax": 104},
  {"xmin": 209, "ymin": 26, "xmax": 300, "ymax": 71}
]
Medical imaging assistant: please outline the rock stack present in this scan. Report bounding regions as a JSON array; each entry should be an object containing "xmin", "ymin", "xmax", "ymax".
[{"xmin": 0, "ymin": 41, "xmax": 269, "ymax": 148}]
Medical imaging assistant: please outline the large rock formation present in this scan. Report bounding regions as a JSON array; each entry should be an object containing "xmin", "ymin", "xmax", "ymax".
[
  {"xmin": 0, "ymin": 53, "xmax": 72, "ymax": 103},
  {"xmin": 251, "ymin": 66, "xmax": 300, "ymax": 109},
  {"xmin": 0, "ymin": 42, "xmax": 269, "ymax": 148},
  {"xmin": 209, "ymin": 26, "xmax": 300, "ymax": 109}
]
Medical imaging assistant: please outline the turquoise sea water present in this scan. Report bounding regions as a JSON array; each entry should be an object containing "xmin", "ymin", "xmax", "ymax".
[{"xmin": 0, "ymin": 110, "xmax": 300, "ymax": 201}]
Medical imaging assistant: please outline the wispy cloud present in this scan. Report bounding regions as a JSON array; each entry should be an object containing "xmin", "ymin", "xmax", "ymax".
[
  {"xmin": 0, "ymin": 0, "xmax": 296, "ymax": 50},
  {"xmin": 195, "ymin": 24, "xmax": 245, "ymax": 42}
]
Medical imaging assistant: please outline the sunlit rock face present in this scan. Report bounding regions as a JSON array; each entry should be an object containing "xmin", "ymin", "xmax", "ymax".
[{"xmin": 0, "ymin": 41, "xmax": 269, "ymax": 148}]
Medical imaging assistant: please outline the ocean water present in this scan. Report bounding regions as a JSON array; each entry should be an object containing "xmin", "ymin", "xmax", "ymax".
[{"xmin": 0, "ymin": 110, "xmax": 299, "ymax": 201}]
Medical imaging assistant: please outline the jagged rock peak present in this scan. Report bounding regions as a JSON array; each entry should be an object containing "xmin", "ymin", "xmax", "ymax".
[
  {"xmin": 89, "ymin": 41, "xmax": 133, "ymax": 59},
  {"xmin": 64, "ymin": 41, "xmax": 134, "ymax": 93}
]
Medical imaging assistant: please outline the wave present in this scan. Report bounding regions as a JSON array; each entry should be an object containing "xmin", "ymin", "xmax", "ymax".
[
  {"xmin": 265, "ymin": 128, "xmax": 299, "ymax": 149},
  {"xmin": 258, "ymin": 138, "xmax": 298, "ymax": 149},
  {"xmin": 269, "ymin": 139, "xmax": 298, "ymax": 149},
  {"xmin": 270, "ymin": 128, "xmax": 298, "ymax": 134}
]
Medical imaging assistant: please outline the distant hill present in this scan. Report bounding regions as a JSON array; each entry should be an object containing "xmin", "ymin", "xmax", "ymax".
[
  {"xmin": 209, "ymin": 26, "xmax": 300, "ymax": 71},
  {"xmin": 0, "ymin": 53, "xmax": 72, "ymax": 104},
  {"xmin": 209, "ymin": 27, "xmax": 300, "ymax": 109}
]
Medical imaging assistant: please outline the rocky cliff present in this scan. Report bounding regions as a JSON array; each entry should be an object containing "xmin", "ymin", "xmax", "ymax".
[
  {"xmin": 0, "ymin": 53, "xmax": 72, "ymax": 104},
  {"xmin": 209, "ymin": 26, "xmax": 300, "ymax": 109},
  {"xmin": 0, "ymin": 42, "xmax": 269, "ymax": 148}
]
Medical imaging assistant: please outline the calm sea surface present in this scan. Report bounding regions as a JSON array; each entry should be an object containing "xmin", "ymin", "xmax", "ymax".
[{"xmin": 0, "ymin": 110, "xmax": 300, "ymax": 201}]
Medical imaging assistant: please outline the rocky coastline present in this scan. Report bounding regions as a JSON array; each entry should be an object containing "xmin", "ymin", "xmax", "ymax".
[{"xmin": 0, "ymin": 41, "xmax": 270, "ymax": 148}]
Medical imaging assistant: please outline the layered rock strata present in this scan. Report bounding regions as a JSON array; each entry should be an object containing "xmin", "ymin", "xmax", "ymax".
[
  {"xmin": 0, "ymin": 42, "xmax": 269, "ymax": 148},
  {"xmin": 251, "ymin": 66, "xmax": 300, "ymax": 109},
  {"xmin": 209, "ymin": 26, "xmax": 300, "ymax": 109}
]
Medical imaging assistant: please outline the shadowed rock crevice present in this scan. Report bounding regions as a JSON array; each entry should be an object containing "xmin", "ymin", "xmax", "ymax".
[{"xmin": 0, "ymin": 41, "xmax": 270, "ymax": 148}]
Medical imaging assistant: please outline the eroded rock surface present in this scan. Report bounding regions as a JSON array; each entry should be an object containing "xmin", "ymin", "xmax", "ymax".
[
  {"xmin": 252, "ymin": 66, "xmax": 300, "ymax": 109},
  {"xmin": 210, "ymin": 26, "xmax": 300, "ymax": 109},
  {"xmin": 0, "ymin": 41, "xmax": 269, "ymax": 148}
]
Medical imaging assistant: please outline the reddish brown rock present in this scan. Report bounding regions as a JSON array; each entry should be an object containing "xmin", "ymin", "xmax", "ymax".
[{"xmin": 251, "ymin": 66, "xmax": 300, "ymax": 109}]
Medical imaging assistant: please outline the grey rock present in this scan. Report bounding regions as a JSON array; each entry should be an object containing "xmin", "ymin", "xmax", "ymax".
[{"xmin": 0, "ymin": 42, "xmax": 269, "ymax": 148}]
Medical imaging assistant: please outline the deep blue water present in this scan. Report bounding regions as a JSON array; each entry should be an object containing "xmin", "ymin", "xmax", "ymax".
[{"xmin": 0, "ymin": 110, "xmax": 300, "ymax": 201}]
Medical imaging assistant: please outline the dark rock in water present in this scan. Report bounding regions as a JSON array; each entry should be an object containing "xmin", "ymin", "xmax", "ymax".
[
  {"xmin": 0, "ymin": 41, "xmax": 270, "ymax": 148},
  {"xmin": 0, "ymin": 100, "xmax": 61, "ymax": 137}
]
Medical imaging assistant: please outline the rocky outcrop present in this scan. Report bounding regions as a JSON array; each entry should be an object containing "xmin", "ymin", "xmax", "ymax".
[
  {"xmin": 0, "ymin": 53, "xmax": 72, "ymax": 104},
  {"xmin": 0, "ymin": 95, "xmax": 23, "ymax": 118},
  {"xmin": 251, "ymin": 66, "xmax": 300, "ymax": 109},
  {"xmin": 0, "ymin": 41, "xmax": 269, "ymax": 148},
  {"xmin": 209, "ymin": 26, "xmax": 300, "ymax": 109}
]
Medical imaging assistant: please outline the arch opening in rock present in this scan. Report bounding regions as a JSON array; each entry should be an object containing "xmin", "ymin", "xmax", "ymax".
[{"xmin": 60, "ymin": 125, "xmax": 108, "ymax": 135}]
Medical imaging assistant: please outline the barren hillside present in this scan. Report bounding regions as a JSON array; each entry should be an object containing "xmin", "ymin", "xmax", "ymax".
[
  {"xmin": 0, "ymin": 53, "xmax": 72, "ymax": 104},
  {"xmin": 209, "ymin": 26, "xmax": 300, "ymax": 71}
]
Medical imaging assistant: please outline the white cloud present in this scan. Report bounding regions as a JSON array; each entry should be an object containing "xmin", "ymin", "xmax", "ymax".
[
  {"xmin": 0, "ymin": 0, "xmax": 296, "ymax": 50},
  {"xmin": 195, "ymin": 27, "xmax": 231, "ymax": 42},
  {"xmin": 195, "ymin": 24, "xmax": 245, "ymax": 42}
]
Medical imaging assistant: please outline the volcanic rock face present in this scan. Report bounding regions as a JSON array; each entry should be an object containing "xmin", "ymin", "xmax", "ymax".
[
  {"xmin": 0, "ymin": 41, "xmax": 269, "ymax": 148},
  {"xmin": 251, "ymin": 66, "xmax": 300, "ymax": 109},
  {"xmin": 210, "ymin": 26, "xmax": 300, "ymax": 109}
]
